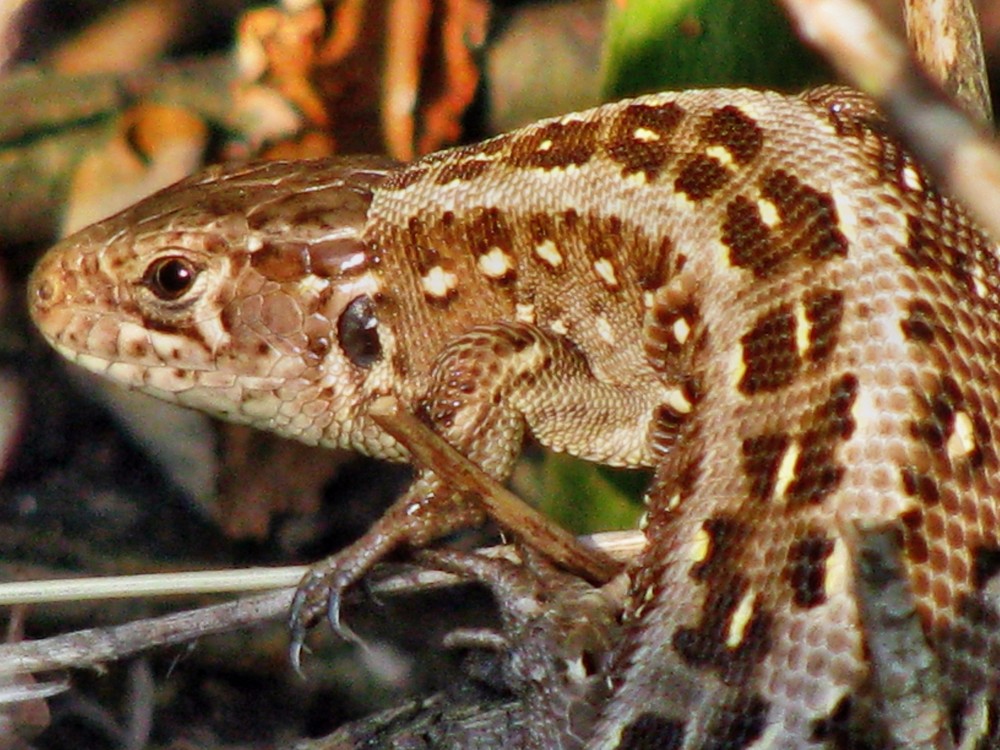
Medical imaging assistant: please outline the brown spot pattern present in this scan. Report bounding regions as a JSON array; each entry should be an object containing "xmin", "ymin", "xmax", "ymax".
[
  {"xmin": 604, "ymin": 101, "xmax": 686, "ymax": 180},
  {"xmin": 673, "ymin": 154, "xmax": 730, "ymax": 201},
  {"xmin": 701, "ymin": 696, "xmax": 769, "ymax": 749},
  {"xmin": 898, "ymin": 214, "xmax": 973, "ymax": 288},
  {"xmin": 722, "ymin": 197, "xmax": 780, "ymax": 278},
  {"xmin": 673, "ymin": 517, "xmax": 773, "ymax": 684},
  {"xmin": 786, "ymin": 374, "xmax": 858, "ymax": 507},
  {"xmin": 433, "ymin": 158, "xmax": 493, "ymax": 185},
  {"xmin": 637, "ymin": 236, "xmax": 675, "ymax": 291},
  {"xmin": 505, "ymin": 119, "xmax": 601, "ymax": 170},
  {"xmin": 909, "ymin": 375, "xmax": 964, "ymax": 453},
  {"xmin": 739, "ymin": 304, "xmax": 800, "ymax": 394},
  {"xmin": 900, "ymin": 299, "xmax": 938, "ymax": 343},
  {"xmin": 804, "ymin": 288, "xmax": 844, "ymax": 362},
  {"xmin": 760, "ymin": 169, "xmax": 849, "ymax": 262},
  {"xmin": 700, "ymin": 105, "xmax": 764, "ymax": 164},
  {"xmin": 901, "ymin": 466, "xmax": 941, "ymax": 507},
  {"xmin": 785, "ymin": 533, "xmax": 835, "ymax": 608},
  {"xmin": 742, "ymin": 433, "xmax": 790, "ymax": 503},
  {"xmin": 646, "ymin": 297, "xmax": 700, "ymax": 361}
]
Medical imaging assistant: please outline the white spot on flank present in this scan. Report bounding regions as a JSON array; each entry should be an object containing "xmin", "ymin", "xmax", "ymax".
[
  {"xmin": 672, "ymin": 317, "xmax": 690, "ymax": 345},
  {"xmin": 593, "ymin": 258, "xmax": 619, "ymax": 288},
  {"xmin": 757, "ymin": 198, "xmax": 780, "ymax": 227},
  {"xmin": 902, "ymin": 165, "xmax": 923, "ymax": 191},
  {"xmin": 516, "ymin": 303, "xmax": 536, "ymax": 324},
  {"xmin": 704, "ymin": 144, "xmax": 733, "ymax": 167},
  {"xmin": 824, "ymin": 538, "xmax": 849, "ymax": 599},
  {"xmin": 624, "ymin": 171, "xmax": 648, "ymax": 187},
  {"xmin": 478, "ymin": 247, "xmax": 513, "ymax": 279},
  {"xmin": 421, "ymin": 266, "xmax": 458, "ymax": 298},
  {"xmin": 948, "ymin": 411, "xmax": 976, "ymax": 460},
  {"xmin": 246, "ymin": 235, "xmax": 264, "ymax": 253},
  {"xmin": 691, "ymin": 527, "xmax": 710, "ymax": 563},
  {"xmin": 774, "ymin": 441, "xmax": 800, "ymax": 500},
  {"xmin": 633, "ymin": 127, "xmax": 660, "ymax": 142},
  {"xmin": 538, "ymin": 138, "xmax": 553, "ymax": 152},
  {"xmin": 595, "ymin": 316, "xmax": 615, "ymax": 344},
  {"xmin": 794, "ymin": 301, "xmax": 811, "ymax": 356},
  {"xmin": 643, "ymin": 291, "xmax": 655, "ymax": 309},
  {"xmin": 730, "ymin": 347, "xmax": 747, "ymax": 389},
  {"xmin": 550, "ymin": 318, "xmax": 569, "ymax": 335},
  {"xmin": 726, "ymin": 593, "xmax": 756, "ymax": 648},
  {"xmin": 534, "ymin": 240, "xmax": 563, "ymax": 267}
]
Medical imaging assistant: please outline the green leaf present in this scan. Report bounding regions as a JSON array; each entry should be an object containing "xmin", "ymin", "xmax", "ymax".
[
  {"xmin": 601, "ymin": 0, "xmax": 829, "ymax": 97},
  {"xmin": 513, "ymin": 452, "xmax": 647, "ymax": 536}
]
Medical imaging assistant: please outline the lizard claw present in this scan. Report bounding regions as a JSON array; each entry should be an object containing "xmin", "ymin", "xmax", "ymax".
[{"xmin": 287, "ymin": 555, "xmax": 372, "ymax": 668}]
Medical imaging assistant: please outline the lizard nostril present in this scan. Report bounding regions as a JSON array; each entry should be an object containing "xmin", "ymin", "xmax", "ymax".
[{"xmin": 33, "ymin": 276, "xmax": 55, "ymax": 304}]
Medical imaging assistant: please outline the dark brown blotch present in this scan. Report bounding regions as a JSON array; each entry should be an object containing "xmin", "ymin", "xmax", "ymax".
[
  {"xmin": 909, "ymin": 375, "xmax": 963, "ymax": 452},
  {"xmin": 433, "ymin": 158, "xmax": 493, "ymax": 185},
  {"xmin": 785, "ymin": 533, "xmax": 835, "ymax": 608},
  {"xmin": 700, "ymin": 105, "xmax": 764, "ymax": 164},
  {"xmin": 673, "ymin": 154, "xmax": 730, "ymax": 201},
  {"xmin": 897, "ymin": 213, "xmax": 972, "ymax": 287},
  {"xmin": 901, "ymin": 298, "xmax": 938, "ymax": 343},
  {"xmin": 505, "ymin": 119, "xmax": 600, "ymax": 170},
  {"xmin": 742, "ymin": 433, "xmax": 790, "ymax": 503},
  {"xmin": 804, "ymin": 288, "xmax": 844, "ymax": 362},
  {"xmin": 786, "ymin": 374, "xmax": 858, "ymax": 507},
  {"xmin": 464, "ymin": 206, "xmax": 516, "ymax": 258},
  {"xmin": 701, "ymin": 695, "xmax": 769, "ymax": 750},
  {"xmin": 637, "ymin": 235, "xmax": 674, "ymax": 291},
  {"xmin": 900, "ymin": 466, "xmax": 941, "ymax": 506},
  {"xmin": 760, "ymin": 170, "xmax": 849, "ymax": 262},
  {"xmin": 738, "ymin": 304, "xmax": 800, "ymax": 394},
  {"xmin": 722, "ymin": 196, "xmax": 779, "ymax": 278},
  {"xmin": 605, "ymin": 101, "xmax": 685, "ymax": 180},
  {"xmin": 672, "ymin": 572, "xmax": 773, "ymax": 686}
]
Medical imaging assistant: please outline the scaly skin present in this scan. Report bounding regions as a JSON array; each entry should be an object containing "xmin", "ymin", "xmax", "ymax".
[{"xmin": 29, "ymin": 87, "xmax": 1000, "ymax": 747}]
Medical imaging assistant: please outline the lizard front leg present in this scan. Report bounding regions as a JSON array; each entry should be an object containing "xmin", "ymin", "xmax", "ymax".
[{"xmin": 289, "ymin": 321, "xmax": 651, "ymax": 660}]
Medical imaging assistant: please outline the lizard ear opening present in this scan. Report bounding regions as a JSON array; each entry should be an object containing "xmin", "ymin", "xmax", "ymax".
[{"xmin": 338, "ymin": 295, "xmax": 381, "ymax": 368}]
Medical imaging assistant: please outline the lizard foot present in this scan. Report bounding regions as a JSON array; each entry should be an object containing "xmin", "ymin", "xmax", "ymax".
[{"xmin": 287, "ymin": 529, "xmax": 400, "ymax": 672}]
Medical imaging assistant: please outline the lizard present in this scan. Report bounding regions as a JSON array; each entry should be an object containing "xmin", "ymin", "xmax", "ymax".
[{"xmin": 27, "ymin": 85, "xmax": 1000, "ymax": 748}]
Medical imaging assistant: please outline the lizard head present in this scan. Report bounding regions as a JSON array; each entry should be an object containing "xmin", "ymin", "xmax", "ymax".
[{"xmin": 28, "ymin": 157, "xmax": 408, "ymax": 454}]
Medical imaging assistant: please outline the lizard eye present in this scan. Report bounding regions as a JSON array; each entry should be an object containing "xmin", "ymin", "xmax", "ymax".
[
  {"xmin": 338, "ymin": 295, "xmax": 381, "ymax": 368},
  {"xmin": 143, "ymin": 256, "xmax": 200, "ymax": 301}
]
